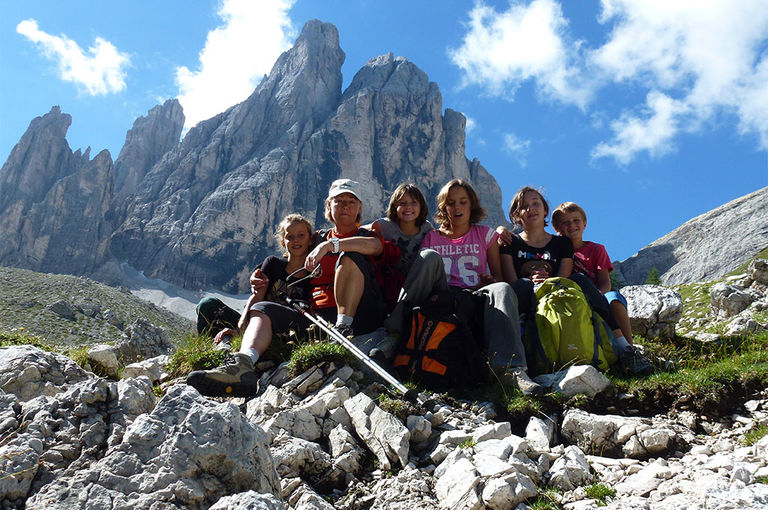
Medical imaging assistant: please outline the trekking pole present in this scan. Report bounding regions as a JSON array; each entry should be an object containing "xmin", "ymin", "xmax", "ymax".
[{"xmin": 283, "ymin": 295, "xmax": 420, "ymax": 403}]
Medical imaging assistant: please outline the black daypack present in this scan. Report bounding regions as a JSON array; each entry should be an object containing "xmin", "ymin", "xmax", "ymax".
[{"xmin": 393, "ymin": 290, "xmax": 486, "ymax": 389}]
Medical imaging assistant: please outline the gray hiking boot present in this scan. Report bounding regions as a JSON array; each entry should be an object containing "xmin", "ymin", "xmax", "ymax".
[
  {"xmin": 497, "ymin": 368, "xmax": 544, "ymax": 397},
  {"xmin": 511, "ymin": 368, "xmax": 545, "ymax": 397},
  {"xmin": 186, "ymin": 352, "xmax": 258, "ymax": 397},
  {"xmin": 616, "ymin": 346, "xmax": 654, "ymax": 377},
  {"xmin": 335, "ymin": 323, "xmax": 354, "ymax": 339}
]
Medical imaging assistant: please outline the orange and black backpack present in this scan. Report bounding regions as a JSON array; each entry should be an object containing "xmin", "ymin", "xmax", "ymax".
[{"xmin": 393, "ymin": 290, "xmax": 486, "ymax": 389}]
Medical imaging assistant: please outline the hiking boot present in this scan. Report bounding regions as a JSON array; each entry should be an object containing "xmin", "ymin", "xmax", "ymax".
[
  {"xmin": 186, "ymin": 352, "xmax": 258, "ymax": 397},
  {"xmin": 335, "ymin": 323, "xmax": 354, "ymax": 339},
  {"xmin": 497, "ymin": 368, "xmax": 544, "ymax": 397},
  {"xmin": 512, "ymin": 368, "xmax": 545, "ymax": 396},
  {"xmin": 616, "ymin": 346, "xmax": 654, "ymax": 377}
]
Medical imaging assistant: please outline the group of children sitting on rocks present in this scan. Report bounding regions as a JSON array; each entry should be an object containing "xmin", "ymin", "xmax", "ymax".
[{"xmin": 186, "ymin": 178, "xmax": 653, "ymax": 399}]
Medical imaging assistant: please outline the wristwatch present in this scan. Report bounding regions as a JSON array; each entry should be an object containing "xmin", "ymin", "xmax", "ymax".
[{"xmin": 330, "ymin": 237, "xmax": 340, "ymax": 253}]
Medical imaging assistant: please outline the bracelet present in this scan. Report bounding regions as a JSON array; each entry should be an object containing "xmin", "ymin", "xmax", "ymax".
[{"xmin": 330, "ymin": 237, "xmax": 340, "ymax": 253}]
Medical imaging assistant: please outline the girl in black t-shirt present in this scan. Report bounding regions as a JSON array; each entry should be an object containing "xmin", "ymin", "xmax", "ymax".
[
  {"xmin": 196, "ymin": 214, "xmax": 313, "ymax": 343},
  {"xmin": 500, "ymin": 186, "xmax": 574, "ymax": 284}
]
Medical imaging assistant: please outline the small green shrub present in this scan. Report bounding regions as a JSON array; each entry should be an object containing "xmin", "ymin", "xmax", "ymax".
[
  {"xmin": 741, "ymin": 423, "xmax": 768, "ymax": 446},
  {"xmin": 377, "ymin": 394, "xmax": 416, "ymax": 421},
  {"xmin": 288, "ymin": 341, "xmax": 353, "ymax": 376},
  {"xmin": 458, "ymin": 438, "xmax": 477, "ymax": 449},
  {"xmin": 67, "ymin": 346, "xmax": 91, "ymax": 369},
  {"xmin": 645, "ymin": 267, "xmax": 661, "ymax": 285},
  {"xmin": 529, "ymin": 487, "xmax": 563, "ymax": 510},
  {"xmin": 0, "ymin": 329, "xmax": 53, "ymax": 351},
  {"xmin": 585, "ymin": 483, "xmax": 616, "ymax": 506},
  {"xmin": 757, "ymin": 475, "xmax": 768, "ymax": 484},
  {"xmin": 165, "ymin": 333, "xmax": 229, "ymax": 379}
]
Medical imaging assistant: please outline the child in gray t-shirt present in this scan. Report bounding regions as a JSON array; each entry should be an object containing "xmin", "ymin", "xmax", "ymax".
[{"xmin": 366, "ymin": 183, "xmax": 433, "ymax": 307}]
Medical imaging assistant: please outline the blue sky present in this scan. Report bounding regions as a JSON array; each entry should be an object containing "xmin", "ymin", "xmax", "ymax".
[{"xmin": 1, "ymin": 0, "xmax": 767, "ymax": 261}]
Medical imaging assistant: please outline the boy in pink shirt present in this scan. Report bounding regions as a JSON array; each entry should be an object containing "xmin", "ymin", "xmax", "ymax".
[{"xmin": 553, "ymin": 202, "xmax": 653, "ymax": 376}]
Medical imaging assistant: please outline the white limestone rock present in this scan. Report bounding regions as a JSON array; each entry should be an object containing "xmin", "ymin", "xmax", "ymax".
[
  {"xmin": 343, "ymin": 392, "xmax": 410, "ymax": 470},
  {"xmin": 121, "ymin": 354, "xmax": 169, "ymax": 383},
  {"xmin": 482, "ymin": 471, "xmax": 537, "ymax": 510},
  {"xmin": 434, "ymin": 457, "xmax": 483, "ymax": 510},
  {"xmin": 548, "ymin": 445, "xmax": 592, "ymax": 491},
  {"xmin": 622, "ymin": 285, "xmax": 684, "ymax": 340},
  {"xmin": 87, "ymin": 344, "xmax": 120, "ymax": 379}
]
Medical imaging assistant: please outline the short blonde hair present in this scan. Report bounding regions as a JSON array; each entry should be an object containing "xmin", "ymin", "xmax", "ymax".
[
  {"xmin": 275, "ymin": 214, "xmax": 313, "ymax": 256},
  {"xmin": 552, "ymin": 202, "xmax": 587, "ymax": 228},
  {"xmin": 434, "ymin": 179, "xmax": 486, "ymax": 229}
]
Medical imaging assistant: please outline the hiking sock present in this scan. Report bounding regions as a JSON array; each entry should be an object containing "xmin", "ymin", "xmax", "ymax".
[
  {"xmin": 336, "ymin": 314, "xmax": 353, "ymax": 328},
  {"xmin": 243, "ymin": 348, "xmax": 260, "ymax": 364},
  {"xmin": 614, "ymin": 336, "xmax": 631, "ymax": 352}
]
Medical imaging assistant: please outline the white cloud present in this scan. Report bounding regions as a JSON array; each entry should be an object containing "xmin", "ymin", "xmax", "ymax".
[
  {"xmin": 590, "ymin": 0, "xmax": 768, "ymax": 163},
  {"xmin": 449, "ymin": 0, "xmax": 589, "ymax": 106},
  {"xmin": 16, "ymin": 19, "xmax": 129, "ymax": 95},
  {"xmin": 503, "ymin": 132, "xmax": 531, "ymax": 166},
  {"xmin": 591, "ymin": 91, "xmax": 689, "ymax": 165},
  {"xmin": 176, "ymin": 0, "xmax": 297, "ymax": 129},
  {"xmin": 451, "ymin": 1, "xmax": 768, "ymax": 165}
]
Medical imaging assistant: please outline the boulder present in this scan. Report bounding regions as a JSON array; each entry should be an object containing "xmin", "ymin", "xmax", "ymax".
[
  {"xmin": 526, "ymin": 416, "xmax": 556, "ymax": 451},
  {"xmin": 115, "ymin": 318, "xmax": 173, "ymax": 363},
  {"xmin": 434, "ymin": 457, "xmax": 483, "ymax": 510},
  {"xmin": 710, "ymin": 282, "xmax": 753, "ymax": 318},
  {"xmin": 343, "ymin": 392, "xmax": 410, "ymax": 470},
  {"xmin": 121, "ymin": 354, "xmax": 169, "ymax": 383},
  {"xmin": 548, "ymin": 445, "xmax": 592, "ymax": 491},
  {"xmin": 622, "ymin": 285, "xmax": 683, "ymax": 339},
  {"xmin": 25, "ymin": 384, "xmax": 280, "ymax": 509},
  {"xmin": 0, "ymin": 345, "xmax": 93, "ymax": 401},
  {"xmin": 534, "ymin": 365, "xmax": 612, "ymax": 398},
  {"xmin": 87, "ymin": 344, "xmax": 120, "ymax": 379},
  {"xmin": 561, "ymin": 409, "xmax": 680, "ymax": 459},
  {"xmin": 45, "ymin": 300, "xmax": 77, "ymax": 320},
  {"xmin": 209, "ymin": 491, "xmax": 284, "ymax": 510},
  {"xmin": 481, "ymin": 471, "xmax": 537, "ymax": 510}
]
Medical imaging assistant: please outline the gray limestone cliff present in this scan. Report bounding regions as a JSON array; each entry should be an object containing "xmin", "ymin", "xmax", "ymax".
[
  {"xmin": 0, "ymin": 20, "xmax": 505, "ymax": 292},
  {"xmin": 614, "ymin": 186, "xmax": 768, "ymax": 285}
]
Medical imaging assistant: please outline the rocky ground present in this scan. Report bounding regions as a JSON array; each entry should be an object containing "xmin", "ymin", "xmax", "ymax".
[{"xmin": 1, "ymin": 260, "xmax": 768, "ymax": 509}]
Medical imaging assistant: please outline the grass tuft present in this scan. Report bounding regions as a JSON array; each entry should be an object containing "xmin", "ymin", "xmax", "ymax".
[
  {"xmin": 0, "ymin": 329, "xmax": 54, "ymax": 351},
  {"xmin": 741, "ymin": 423, "xmax": 768, "ymax": 446},
  {"xmin": 165, "ymin": 333, "xmax": 229, "ymax": 379},
  {"xmin": 585, "ymin": 483, "xmax": 616, "ymax": 506},
  {"xmin": 288, "ymin": 341, "xmax": 354, "ymax": 376}
]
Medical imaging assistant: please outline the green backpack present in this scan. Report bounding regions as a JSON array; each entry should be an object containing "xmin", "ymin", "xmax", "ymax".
[{"xmin": 524, "ymin": 277, "xmax": 617, "ymax": 375}]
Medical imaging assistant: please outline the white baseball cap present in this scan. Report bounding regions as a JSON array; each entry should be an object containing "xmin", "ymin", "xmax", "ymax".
[{"xmin": 327, "ymin": 179, "xmax": 362, "ymax": 201}]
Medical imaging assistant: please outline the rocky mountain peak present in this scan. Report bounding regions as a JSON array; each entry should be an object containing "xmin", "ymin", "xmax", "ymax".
[
  {"xmin": 614, "ymin": 186, "xmax": 768, "ymax": 285},
  {"xmin": 1, "ymin": 20, "xmax": 506, "ymax": 293},
  {"xmin": 113, "ymin": 98, "xmax": 184, "ymax": 201},
  {"xmin": 0, "ymin": 106, "xmax": 81, "ymax": 210}
]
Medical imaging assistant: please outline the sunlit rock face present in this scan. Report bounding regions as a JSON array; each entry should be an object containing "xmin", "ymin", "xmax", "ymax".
[
  {"xmin": 0, "ymin": 20, "xmax": 504, "ymax": 292},
  {"xmin": 614, "ymin": 186, "xmax": 768, "ymax": 286}
]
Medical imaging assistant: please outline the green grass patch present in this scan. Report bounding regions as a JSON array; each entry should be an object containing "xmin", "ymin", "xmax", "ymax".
[
  {"xmin": 585, "ymin": 483, "xmax": 616, "ymax": 506},
  {"xmin": 0, "ymin": 329, "xmax": 54, "ymax": 351},
  {"xmin": 741, "ymin": 423, "xmax": 768, "ymax": 446},
  {"xmin": 458, "ymin": 438, "xmax": 478, "ymax": 449},
  {"xmin": 529, "ymin": 487, "xmax": 563, "ymax": 510},
  {"xmin": 288, "ymin": 341, "xmax": 355, "ymax": 376},
  {"xmin": 377, "ymin": 394, "xmax": 417, "ymax": 421},
  {"xmin": 727, "ymin": 249, "xmax": 768, "ymax": 277},
  {"xmin": 757, "ymin": 476, "xmax": 768, "ymax": 484},
  {"xmin": 165, "ymin": 333, "xmax": 230, "ymax": 379}
]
